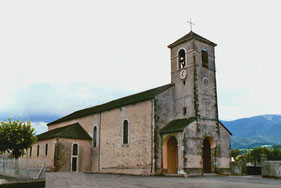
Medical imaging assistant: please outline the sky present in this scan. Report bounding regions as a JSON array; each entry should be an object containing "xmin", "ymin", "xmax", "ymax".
[{"xmin": 0, "ymin": 0, "xmax": 280, "ymax": 134}]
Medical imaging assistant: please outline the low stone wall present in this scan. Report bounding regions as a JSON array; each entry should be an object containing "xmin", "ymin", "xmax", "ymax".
[
  {"xmin": 0, "ymin": 180, "xmax": 45, "ymax": 188},
  {"xmin": 262, "ymin": 161, "xmax": 281, "ymax": 179},
  {"xmin": 230, "ymin": 161, "xmax": 242, "ymax": 175}
]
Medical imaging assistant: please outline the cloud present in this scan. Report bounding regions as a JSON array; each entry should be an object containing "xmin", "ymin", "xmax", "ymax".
[
  {"xmin": 0, "ymin": 82, "xmax": 132, "ymax": 123},
  {"xmin": 0, "ymin": 0, "xmax": 281, "ymax": 125},
  {"xmin": 32, "ymin": 121, "xmax": 48, "ymax": 135}
]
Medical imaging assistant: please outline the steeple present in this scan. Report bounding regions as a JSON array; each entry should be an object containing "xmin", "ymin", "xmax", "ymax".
[{"xmin": 168, "ymin": 31, "xmax": 218, "ymax": 120}]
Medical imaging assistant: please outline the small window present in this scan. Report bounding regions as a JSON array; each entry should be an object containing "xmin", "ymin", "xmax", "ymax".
[
  {"xmin": 201, "ymin": 49, "xmax": 209, "ymax": 68},
  {"xmin": 178, "ymin": 49, "xmax": 186, "ymax": 69},
  {"xmin": 183, "ymin": 107, "xmax": 187, "ymax": 115},
  {"xmin": 93, "ymin": 126, "xmax": 97, "ymax": 147},
  {"xmin": 37, "ymin": 145, "xmax": 40, "ymax": 157},
  {"xmin": 123, "ymin": 120, "xmax": 129, "ymax": 144},
  {"xmin": 73, "ymin": 143, "xmax": 78, "ymax": 156},
  {"xmin": 30, "ymin": 147, "xmax": 32, "ymax": 157},
  {"xmin": 45, "ymin": 144, "xmax": 48, "ymax": 156}
]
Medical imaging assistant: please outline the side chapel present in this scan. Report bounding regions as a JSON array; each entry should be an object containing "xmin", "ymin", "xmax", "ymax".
[{"xmin": 24, "ymin": 31, "xmax": 232, "ymax": 176}]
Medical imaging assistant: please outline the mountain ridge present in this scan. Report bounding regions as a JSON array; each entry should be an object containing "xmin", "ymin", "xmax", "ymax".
[{"xmin": 221, "ymin": 114, "xmax": 281, "ymax": 149}]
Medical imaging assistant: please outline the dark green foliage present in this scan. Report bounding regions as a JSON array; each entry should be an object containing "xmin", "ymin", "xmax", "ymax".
[
  {"xmin": 54, "ymin": 139, "xmax": 67, "ymax": 171},
  {"xmin": 37, "ymin": 123, "xmax": 91, "ymax": 141},
  {"xmin": 246, "ymin": 147, "xmax": 270, "ymax": 166},
  {"xmin": 49, "ymin": 84, "xmax": 174, "ymax": 125},
  {"xmin": 0, "ymin": 119, "xmax": 37, "ymax": 159},
  {"xmin": 159, "ymin": 117, "xmax": 196, "ymax": 134},
  {"xmin": 272, "ymin": 144, "xmax": 281, "ymax": 149},
  {"xmin": 245, "ymin": 147, "xmax": 281, "ymax": 166},
  {"xmin": 267, "ymin": 148, "xmax": 281, "ymax": 161},
  {"xmin": 231, "ymin": 149, "xmax": 242, "ymax": 160}
]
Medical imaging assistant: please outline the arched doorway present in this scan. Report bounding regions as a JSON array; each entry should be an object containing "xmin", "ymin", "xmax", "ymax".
[
  {"xmin": 166, "ymin": 136, "xmax": 178, "ymax": 174},
  {"xmin": 203, "ymin": 138, "xmax": 211, "ymax": 173}
]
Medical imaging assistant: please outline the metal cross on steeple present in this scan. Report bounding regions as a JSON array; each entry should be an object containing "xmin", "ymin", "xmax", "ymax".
[{"xmin": 187, "ymin": 18, "xmax": 195, "ymax": 31}]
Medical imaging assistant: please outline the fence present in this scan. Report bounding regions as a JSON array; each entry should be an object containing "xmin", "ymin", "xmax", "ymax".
[{"xmin": 0, "ymin": 159, "xmax": 45, "ymax": 183}]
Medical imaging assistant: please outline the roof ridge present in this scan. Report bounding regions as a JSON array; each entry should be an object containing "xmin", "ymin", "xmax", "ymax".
[
  {"xmin": 48, "ymin": 83, "xmax": 174, "ymax": 125},
  {"xmin": 74, "ymin": 83, "xmax": 173, "ymax": 113},
  {"xmin": 37, "ymin": 122, "xmax": 91, "ymax": 141},
  {"xmin": 159, "ymin": 117, "xmax": 196, "ymax": 134}
]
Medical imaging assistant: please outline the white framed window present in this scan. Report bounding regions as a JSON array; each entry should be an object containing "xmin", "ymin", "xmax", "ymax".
[
  {"xmin": 177, "ymin": 48, "xmax": 186, "ymax": 70},
  {"xmin": 71, "ymin": 143, "xmax": 79, "ymax": 172}
]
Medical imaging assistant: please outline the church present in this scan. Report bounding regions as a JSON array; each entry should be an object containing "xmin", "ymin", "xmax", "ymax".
[{"xmin": 23, "ymin": 31, "xmax": 232, "ymax": 176}]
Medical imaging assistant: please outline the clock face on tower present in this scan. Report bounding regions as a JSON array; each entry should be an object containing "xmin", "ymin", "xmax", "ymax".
[{"xmin": 179, "ymin": 69, "xmax": 187, "ymax": 80}]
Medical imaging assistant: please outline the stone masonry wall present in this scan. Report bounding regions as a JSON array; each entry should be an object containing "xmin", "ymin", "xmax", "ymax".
[
  {"xmin": 48, "ymin": 115, "xmax": 93, "ymax": 138},
  {"xmin": 99, "ymin": 100, "xmax": 153, "ymax": 175},
  {"xmin": 24, "ymin": 138, "xmax": 91, "ymax": 172},
  {"xmin": 24, "ymin": 138, "xmax": 56, "ymax": 172},
  {"xmin": 262, "ymin": 161, "xmax": 281, "ymax": 178}
]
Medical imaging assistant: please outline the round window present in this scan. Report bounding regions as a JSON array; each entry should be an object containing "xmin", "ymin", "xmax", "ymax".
[{"xmin": 203, "ymin": 77, "xmax": 209, "ymax": 87}]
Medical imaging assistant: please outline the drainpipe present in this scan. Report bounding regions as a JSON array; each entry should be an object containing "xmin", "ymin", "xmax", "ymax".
[
  {"xmin": 98, "ymin": 112, "xmax": 101, "ymax": 172},
  {"xmin": 54, "ymin": 138, "xmax": 58, "ymax": 172},
  {"xmin": 150, "ymin": 98, "xmax": 154, "ymax": 175}
]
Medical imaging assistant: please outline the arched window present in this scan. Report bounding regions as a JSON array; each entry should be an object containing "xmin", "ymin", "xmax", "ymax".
[
  {"xmin": 37, "ymin": 145, "xmax": 40, "ymax": 157},
  {"xmin": 71, "ymin": 143, "xmax": 79, "ymax": 172},
  {"xmin": 201, "ymin": 49, "xmax": 209, "ymax": 68},
  {"xmin": 178, "ymin": 49, "xmax": 186, "ymax": 69},
  {"xmin": 123, "ymin": 120, "xmax": 129, "ymax": 144},
  {"xmin": 72, "ymin": 143, "xmax": 78, "ymax": 156},
  {"xmin": 30, "ymin": 147, "xmax": 32, "ymax": 157},
  {"xmin": 93, "ymin": 126, "xmax": 97, "ymax": 147},
  {"xmin": 45, "ymin": 144, "xmax": 48, "ymax": 156}
]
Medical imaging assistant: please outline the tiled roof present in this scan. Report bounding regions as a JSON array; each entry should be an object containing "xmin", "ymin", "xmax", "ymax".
[
  {"xmin": 37, "ymin": 123, "xmax": 91, "ymax": 141},
  {"xmin": 159, "ymin": 117, "xmax": 196, "ymax": 134},
  {"xmin": 48, "ymin": 84, "xmax": 174, "ymax": 125},
  {"xmin": 168, "ymin": 31, "xmax": 217, "ymax": 48}
]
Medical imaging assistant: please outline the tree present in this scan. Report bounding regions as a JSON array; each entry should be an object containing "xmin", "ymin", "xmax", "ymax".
[
  {"xmin": 231, "ymin": 149, "xmax": 242, "ymax": 160},
  {"xmin": 245, "ymin": 147, "xmax": 270, "ymax": 166},
  {"xmin": 0, "ymin": 119, "xmax": 37, "ymax": 159},
  {"xmin": 268, "ymin": 148, "xmax": 281, "ymax": 161}
]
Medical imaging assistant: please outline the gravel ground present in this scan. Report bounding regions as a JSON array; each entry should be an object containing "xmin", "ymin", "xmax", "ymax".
[{"xmin": 46, "ymin": 172, "xmax": 281, "ymax": 188}]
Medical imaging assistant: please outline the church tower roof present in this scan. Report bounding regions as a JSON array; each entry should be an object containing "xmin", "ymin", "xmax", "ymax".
[{"xmin": 167, "ymin": 31, "xmax": 217, "ymax": 48}]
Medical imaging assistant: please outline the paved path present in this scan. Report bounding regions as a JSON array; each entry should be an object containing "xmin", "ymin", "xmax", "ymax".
[{"xmin": 46, "ymin": 172, "xmax": 281, "ymax": 188}]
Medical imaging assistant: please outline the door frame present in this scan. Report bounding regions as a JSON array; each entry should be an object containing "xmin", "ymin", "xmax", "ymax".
[{"xmin": 163, "ymin": 136, "xmax": 178, "ymax": 174}]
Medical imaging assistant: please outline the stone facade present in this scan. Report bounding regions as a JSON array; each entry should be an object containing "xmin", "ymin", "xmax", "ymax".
[
  {"xmin": 99, "ymin": 100, "xmax": 153, "ymax": 175},
  {"xmin": 23, "ymin": 31, "xmax": 231, "ymax": 176},
  {"xmin": 24, "ymin": 138, "xmax": 91, "ymax": 172},
  {"xmin": 154, "ymin": 32, "xmax": 231, "ymax": 176},
  {"xmin": 262, "ymin": 161, "xmax": 281, "ymax": 179}
]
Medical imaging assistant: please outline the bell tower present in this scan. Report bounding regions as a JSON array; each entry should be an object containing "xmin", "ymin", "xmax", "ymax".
[{"xmin": 167, "ymin": 31, "xmax": 218, "ymax": 121}]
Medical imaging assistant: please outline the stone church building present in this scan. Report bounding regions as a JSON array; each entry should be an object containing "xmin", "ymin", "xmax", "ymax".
[{"xmin": 24, "ymin": 31, "xmax": 232, "ymax": 176}]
